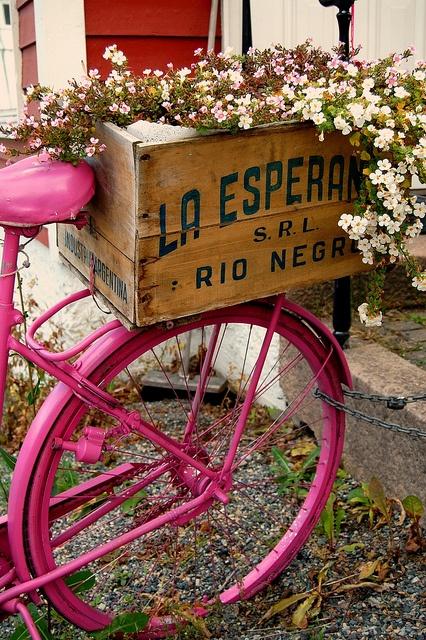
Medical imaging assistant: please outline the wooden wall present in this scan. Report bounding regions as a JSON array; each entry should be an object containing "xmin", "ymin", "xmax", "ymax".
[
  {"xmin": 16, "ymin": 0, "xmax": 37, "ymax": 87},
  {"xmin": 84, "ymin": 0, "xmax": 221, "ymax": 75}
]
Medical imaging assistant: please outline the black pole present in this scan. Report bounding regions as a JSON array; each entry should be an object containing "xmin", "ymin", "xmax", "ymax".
[
  {"xmin": 242, "ymin": 0, "xmax": 253, "ymax": 54},
  {"xmin": 319, "ymin": 0, "xmax": 355, "ymax": 348}
]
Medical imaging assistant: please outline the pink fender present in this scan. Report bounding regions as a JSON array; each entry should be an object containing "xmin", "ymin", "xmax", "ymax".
[{"xmin": 281, "ymin": 297, "xmax": 352, "ymax": 389}]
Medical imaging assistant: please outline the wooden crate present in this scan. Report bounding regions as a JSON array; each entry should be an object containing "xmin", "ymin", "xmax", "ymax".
[{"xmin": 57, "ymin": 121, "xmax": 369, "ymax": 327}]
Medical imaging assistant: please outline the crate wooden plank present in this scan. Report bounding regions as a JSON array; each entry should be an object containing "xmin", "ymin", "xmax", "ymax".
[
  {"xmin": 136, "ymin": 124, "xmax": 359, "ymax": 238},
  {"xmin": 135, "ymin": 201, "xmax": 370, "ymax": 324},
  {"xmin": 57, "ymin": 224, "xmax": 135, "ymax": 323},
  {"xmin": 88, "ymin": 124, "xmax": 139, "ymax": 259}
]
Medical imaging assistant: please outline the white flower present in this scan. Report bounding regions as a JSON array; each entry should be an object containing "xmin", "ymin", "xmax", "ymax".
[
  {"xmin": 362, "ymin": 78, "xmax": 375, "ymax": 91},
  {"xmin": 238, "ymin": 114, "xmax": 253, "ymax": 129},
  {"xmin": 119, "ymin": 103, "xmax": 130, "ymax": 114},
  {"xmin": 374, "ymin": 128, "xmax": 394, "ymax": 150},
  {"xmin": 361, "ymin": 251, "xmax": 374, "ymax": 265},
  {"xmin": 177, "ymin": 67, "xmax": 191, "ymax": 82},
  {"xmin": 394, "ymin": 86, "xmax": 410, "ymax": 99},
  {"xmin": 412, "ymin": 274, "xmax": 426, "ymax": 291},
  {"xmin": 346, "ymin": 63, "xmax": 358, "ymax": 77},
  {"xmin": 413, "ymin": 201, "xmax": 426, "ymax": 218},
  {"xmin": 377, "ymin": 159, "xmax": 392, "ymax": 171},
  {"xmin": 338, "ymin": 213, "xmax": 353, "ymax": 231},
  {"xmin": 413, "ymin": 70, "xmax": 425, "ymax": 81},
  {"xmin": 348, "ymin": 102, "xmax": 366, "ymax": 126},
  {"xmin": 0, "ymin": 143, "xmax": 6, "ymax": 153},
  {"xmin": 333, "ymin": 115, "xmax": 351, "ymax": 135},
  {"xmin": 369, "ymin": 170, "xmax": 384, "ymax": 185},
  {"xmin": 358, "ymin": 303, "xmax": 383, "ymax": 327},
  {"xmin": 312, "ymin": 112, "xmax": 326, "ymax": 125}
]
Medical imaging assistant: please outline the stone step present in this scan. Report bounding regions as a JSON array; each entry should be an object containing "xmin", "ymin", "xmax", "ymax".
[{"xmin": 342, "ymin": 342, "xmax": 426, "ymax": 506}]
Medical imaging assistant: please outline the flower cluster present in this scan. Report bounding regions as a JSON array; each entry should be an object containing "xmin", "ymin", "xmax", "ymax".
[{"xmin": 1, "ymin": 42, "xmax": 425, "ymax": 324}]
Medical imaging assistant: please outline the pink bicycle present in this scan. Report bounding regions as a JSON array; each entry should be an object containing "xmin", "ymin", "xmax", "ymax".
[{"xmin": 0, "ymin": 154, "xmax": 348, "ymax": 638}]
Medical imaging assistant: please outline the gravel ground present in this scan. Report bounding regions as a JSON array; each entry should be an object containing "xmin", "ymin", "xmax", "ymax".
[
  {"xmin": 1, "ymin": 398, "xmax": 425, "ymax": 640},
  {"xmin": 202, "ymin": 532, "xmax": 426, "ymax": 640}
]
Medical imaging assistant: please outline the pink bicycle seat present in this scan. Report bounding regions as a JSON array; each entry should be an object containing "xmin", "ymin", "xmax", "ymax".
[{"xmin": 0, "ymin": 153, "xmax": 95, "ymax": 227}]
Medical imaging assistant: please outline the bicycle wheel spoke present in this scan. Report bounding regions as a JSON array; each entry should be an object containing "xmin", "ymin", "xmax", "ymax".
[{"xmin": 22, "ymin": 305, "xmax": 344, "ymax": 635}]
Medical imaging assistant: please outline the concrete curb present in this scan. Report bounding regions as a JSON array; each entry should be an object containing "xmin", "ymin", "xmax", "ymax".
[{"xmin": 342, "ymin": 341, "xmax": 426, "ymax": 505}]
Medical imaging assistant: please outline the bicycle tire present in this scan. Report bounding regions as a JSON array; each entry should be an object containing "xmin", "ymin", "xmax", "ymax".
[{"xmin": 20, "ymin": 301, "xmax": 345, "ymax": 635}]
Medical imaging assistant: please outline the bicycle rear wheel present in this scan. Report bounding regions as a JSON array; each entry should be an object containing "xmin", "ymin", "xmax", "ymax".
[{"xmin": 22, "ymin": 301, "xmax": 345, "ymax": 635}]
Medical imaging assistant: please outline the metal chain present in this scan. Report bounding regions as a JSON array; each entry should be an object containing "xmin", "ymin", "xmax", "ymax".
[
  {"xmin": 314, "ymin": 388, "xmax": 426, "ymax": 439},
  {"xmin": 343, "ymin": 389, "xmax": 426, "ymax": 409}
]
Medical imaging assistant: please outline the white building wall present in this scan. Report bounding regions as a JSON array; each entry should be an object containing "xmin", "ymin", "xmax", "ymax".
[{"xmin": 0, "ymin": 1, "xmax": 18, "ymax": 125}]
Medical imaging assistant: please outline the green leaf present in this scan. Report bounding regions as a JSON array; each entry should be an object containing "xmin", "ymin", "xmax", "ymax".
[
  {"xmin": 347, "ymin": 486, "xmax": 366, "ymax": 502},
  {"xmin": 366, "ymin": 477, "xmax": 389, "ymax": 520},
  {"xmin": 53, "ymin": 465, "xmax": 79, "ymax": 495},
  {"xmin": 66, "ymin": 569, "xmax": 96, "ymax": 594},
  {"xmin": 335, "ymin": 508, "xmax": 346, "ymax": 538},
  {"xmin": 301, "ymin": 446, "xmax": 320, "ymax": 471},
  {"xmin": 358, "ymin": 559, "xmax": 380, "ymax": 580},
  {"xmin": 271, "ymin": 447, "xmax": 292, "ymax": 473},
  {"xmin": 0, "ymin": 446, "xmax": 17, "ymax": 470},
  {"xmin": 27, "ymin": 377, "xmax": 42, "ymax": 406},
  {"xmin": 340, "ymin": 542, "xmax": 365, "ymax": 554},
  {"xmin": 319, "ymin": 493, "xmax": 336, "ymax": 542},
  {"xmin": 91, "ymin": 612, "xmax": 149, "ymax": 638},
  {"xmin": 120, "ymin": 490, "xmax": 147, "ymax": 515},
  {"xmin": 334, "ymin": 581, "xmax": 383, "ymax": 593},
  {"xmin": 262, "ymin": 591, "xmax": 310, "ymax": 621},
  {"xmin": 402, "ymin": 495, "xmax": 424, "ymax": 519},
  {"xmin": 292, "ymin": 593, "xmax": 317, "ymax": 629}
]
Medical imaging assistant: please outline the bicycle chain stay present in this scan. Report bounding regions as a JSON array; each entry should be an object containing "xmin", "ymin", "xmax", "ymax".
[{"xmin": 314, "ymin": 388, "xmax": 426, "ymax": 439}]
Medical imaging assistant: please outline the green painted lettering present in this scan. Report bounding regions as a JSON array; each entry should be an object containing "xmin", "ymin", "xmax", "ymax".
[
  {"xmin": 307, "ymin": 155, "xmax": 324, "ymax": 202},
  {"xmin": 265, "ymin": 161, "xmax": 283, "ymax": 210},
  {"xmin": 220, "ymin": 172, "xmax": 238, "ymax": 225},
  {"xmin": 243, "ymin": 166, "xmax": 261, "ymax": 215}
]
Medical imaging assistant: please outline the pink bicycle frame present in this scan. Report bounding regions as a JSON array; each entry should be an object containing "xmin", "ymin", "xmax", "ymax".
[
  {"xmin": 0, "ymin": 225, "xmax": 287, "ymax": 624},
  {"xmin": 0, "ymin": 223, "xmax": 351, "ymax": 640}
]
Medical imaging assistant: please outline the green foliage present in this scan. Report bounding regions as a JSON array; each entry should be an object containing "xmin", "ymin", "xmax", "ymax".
[
  {"xmin": 3, "ymin": 280, "xmax": 64, "ymax": 449},
  {"xmin": 120, "ymin": 489, "xmax": 147, "ymax": 516},
  {"xmin": 347, "ymin": 477, "xmax": 391, "ymax": 528},
  {"xmin": 91, "ymin": 612, "xmax": 149, "ymax": 639},
  {"xmin": 65, "ymin": 570, "xmax": 96, "ymax": 595},
  {"xmin": 272, "ymin": 444, "xmax": 319, "ymax": 499},
  {"xmin": 402, "ymin": 495, "xmax": 425, "ymax": 552},
  {"xmin": 317, "ymin": 492, "xmax": 345, "ymax": 549},
  {"xmin": 0, "ymin": 446, "xmax": 17, "ymax": 508},
  {"xmin": 53, "ymin": 459, "xmax": 79, "ymax": 495},
  {"xmin": 408, "ymin": 313, "xmax": 426, "ymax": 326}
]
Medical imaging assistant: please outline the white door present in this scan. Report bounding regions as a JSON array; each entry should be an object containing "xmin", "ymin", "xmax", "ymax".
[{"xmin": 223, "ymin": 0, "xmax": 426, "ymax": 60}]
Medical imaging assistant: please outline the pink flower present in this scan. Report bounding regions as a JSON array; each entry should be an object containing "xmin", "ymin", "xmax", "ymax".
[{"xmin": 119, "ymin": 103, "xmax": 130, "ymax": 114}]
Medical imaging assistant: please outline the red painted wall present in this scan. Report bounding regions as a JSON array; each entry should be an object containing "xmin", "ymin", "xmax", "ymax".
[{"xmin": 84, "ymin": 0, "xmax": 221, "ymax": 74}]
